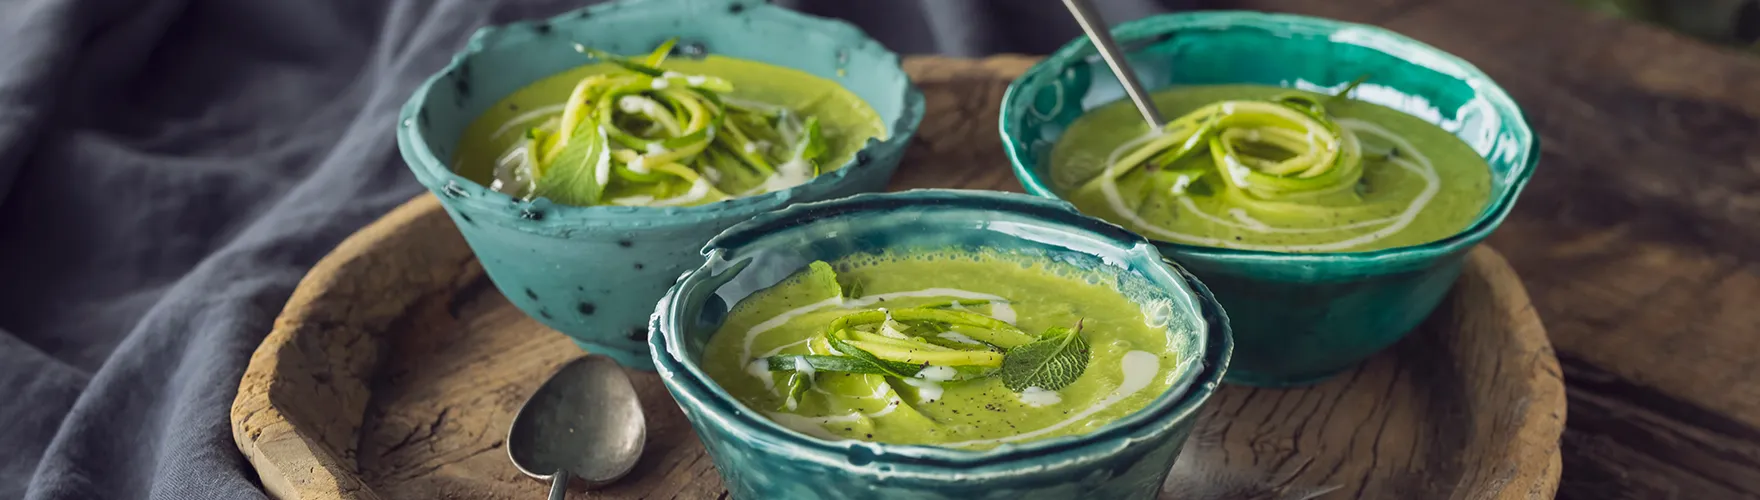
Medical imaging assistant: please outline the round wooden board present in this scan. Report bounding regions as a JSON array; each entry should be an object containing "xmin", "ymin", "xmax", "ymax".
[{"xmin": 230, "ymin": 56, "xmax": 1564, "ymax": 500}]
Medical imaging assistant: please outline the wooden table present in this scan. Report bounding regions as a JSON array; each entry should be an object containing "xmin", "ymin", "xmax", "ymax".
[{"xmin": 1200, "ymin": 0, "xmax": 1760, "ymax": 497}]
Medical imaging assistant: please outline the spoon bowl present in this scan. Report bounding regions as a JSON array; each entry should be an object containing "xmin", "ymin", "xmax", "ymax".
[{"xmin": 507, "ymin": 354, "xmax": 646, "ymax": 497}]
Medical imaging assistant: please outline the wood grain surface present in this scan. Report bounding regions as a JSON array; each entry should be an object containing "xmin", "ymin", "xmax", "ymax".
[
  {"xmin": 230, "ymin": 57, "xmax": 1565, "ymax": 500},
  {"xmin": 1202, "ymin": 1, "xmax": 1760, "ymax": 497}
]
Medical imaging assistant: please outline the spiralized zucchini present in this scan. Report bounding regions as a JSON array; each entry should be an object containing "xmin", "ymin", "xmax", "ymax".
[
  {"xmin": 491, "ymin": 38, "xmax": 832, "ymax": 207},
  {"xmin": 1073, "ymin": 78, "xmax": 1376, "ymax": 219}
]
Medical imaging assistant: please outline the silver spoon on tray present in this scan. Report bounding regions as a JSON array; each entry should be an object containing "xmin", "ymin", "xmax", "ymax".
[{"xmin": 508, "ymin": 354, "xmax": 647, "ymax": 500}]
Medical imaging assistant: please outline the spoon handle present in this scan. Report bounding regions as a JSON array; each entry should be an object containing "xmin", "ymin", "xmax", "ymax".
[
  {"xmin": 1060, "ymin": 0, "xmax": 1165, "ymax": 127},
  {"xmin": 548, "ymin": 470, "xmax": 571, "ymax": 500}
]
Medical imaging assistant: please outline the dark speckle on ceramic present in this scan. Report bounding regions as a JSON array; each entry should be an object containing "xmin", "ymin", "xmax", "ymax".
[
  {"xmin": 625, "ymin": 326, "xmax": 647, "ymax": 342},
  {"xmin": 651, "ymin": 189, "xmax": 1232, "ymax": 500},
  {"xmin": 999, "ymin": 12, "xmax": 1538, "ymax": 386},
  {"xmin": 577, "ymin": 302, "xmax": 596, "ymax": 315},
  {"xmin": 524, "ymin": 288, "xmax": 538, "ymax": 300},
  {"xmin": 394, "ymin": 0, "xmax": 924, "ymax": 371},
  {"xmin": 453, "ymin": 74, "xmax": 470, "ymax": 98},
  {"xmin": 539, "ymin": 309, "xmax": 554, "ymax": 320},
  {"xmin": 727, "ymin": 2, "xmax": 745, "ymax": 14},
  {"xmin": 533, "ymin": 22, "xmax": 551, "ymax": 34}
]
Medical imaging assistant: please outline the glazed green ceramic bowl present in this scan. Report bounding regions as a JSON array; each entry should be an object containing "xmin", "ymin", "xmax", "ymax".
[
  {"xmin": 1001, "ymin": 12, "xmax": 1537, "ymax": 386},
  {"xmin": 396, "ymin": 0, "xmax": 923, "ymax": 369},
  {"xmin": 649, "ymin": 189, "xmax": 1231, "ymax": 499}
]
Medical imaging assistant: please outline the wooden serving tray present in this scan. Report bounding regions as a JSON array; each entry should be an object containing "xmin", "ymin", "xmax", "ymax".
[{"xmin": 230, "ymin": 56, "xmax": 1565, "ymax": 500}]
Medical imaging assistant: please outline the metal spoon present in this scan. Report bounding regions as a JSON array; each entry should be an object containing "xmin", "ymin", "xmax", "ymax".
[
  {"xmin": 1061, "ymin": 0, "xmax": 1166, "ymax": 128},
  {"xmin": 508, "ymin": 354, "xmax": 646, "ymax": 500}
]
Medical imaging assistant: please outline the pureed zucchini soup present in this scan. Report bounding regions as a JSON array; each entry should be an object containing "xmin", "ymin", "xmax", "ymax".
[
  {"xmin": 1050, "ymin": 81, "xmax": 1493, "ymax": 253},
  {"xmin": 700, "ymin": 250, "xmax": 1186, "ymax": 448},
  {"xmin": 453, "ymin": 39, "xmax": 886, "ymax": 208}
]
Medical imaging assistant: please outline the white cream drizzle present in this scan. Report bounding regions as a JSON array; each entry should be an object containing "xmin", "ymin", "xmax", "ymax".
[
  {"xmin": 899, "ymin": 377, "xmax": 944, "ymax": 403},
  {"xmin": 618, "ymin": 95, "xmax": 667, "ymax": 115},
  {"xmin": 740, "ymin": 289, "xmax": 1011, "ymax": 388},
  {"xmin": 491, "ymin": 146, "xmax": 534, "ymax": 196},
  {"xmin": 936, "ymin": 331, "xmax": 983, "ymax": 345},
  {"xmin": 1170, "ymin": 174, "xmax": 1193, "ymax": 195},
  {"xmin": 763, "ymin": 412, "xmax": 861, "ymax": 440},
  {"xmin": 865, "ymin": 399, "xmax": 901, "ymax": 418},
  {"xmin": 489, "ymin": 103, "xmax": 568, "ymax": 139},
  {"xmin": 740, "ymin": 288, "xmax": 1172, "ymax": 444},
  {"xmin": 1226, "ymin": 208, "xmax": 1273, "ymax": 231},
  {"xmin": 878, "ymin": 320, "xmax": 910, "ymax": 339},
  {"xmin": 916, "ymin": 365, "xmax": 958, "ymax": 382},
  {"xmin": 747, "ymin": 157, "xmax": 816, "ymax": 195},
  {"xmin": 1018, "ymin": 387, "xmax": 1062, "ymax": 407},
  {"xmin": 591, "ymin": 128, "xmax": 612, "ymax": 183},
  {"xmin": 1222, "ymin": 155, "xmax": 1253, "ymax": 187}
]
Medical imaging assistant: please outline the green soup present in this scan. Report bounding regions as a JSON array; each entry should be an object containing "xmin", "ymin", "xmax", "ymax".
[
  {"xmin": 1050, "ymin": 85, "xmax": 1492, "ymax": 253},
  {"xmin": 455, "ymin": 55, "xmax": 886, "ymax": 206},
  {"xmin": 701, "ymin": 252, "xmax": 1184, "ymax": 449}
]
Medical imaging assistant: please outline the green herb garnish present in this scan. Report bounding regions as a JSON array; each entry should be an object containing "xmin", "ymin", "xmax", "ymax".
[
  {"xmin": 998, "ymin": 320, "xmax": 1091, "ymax": 392},
  {"xmin": 802, "ymin": 261, "xmax": 843, "ymax": 301},
  {"xmin": 760, "ymin": 262, "xmax": 1094, "ymax": 401},
  {"xmin": 496, "ymin": 38, "xmax": 835, "ymax": 207},
  {"xmin": 1073, "ymin": 73, "xmax": 1379, "ymax": 219}
]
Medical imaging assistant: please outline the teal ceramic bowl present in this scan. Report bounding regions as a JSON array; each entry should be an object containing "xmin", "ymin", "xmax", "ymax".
[
  {"xmin": 395, "ymin": 0, "xmax": 924, "ymax": 369},
  {"xmin": 1000, "ymin": 12, "xmax": 1538, "ymax": 386},
  {"xmin": 649, "ymin": 189, "xmax": 1232, "ymax": 500}
]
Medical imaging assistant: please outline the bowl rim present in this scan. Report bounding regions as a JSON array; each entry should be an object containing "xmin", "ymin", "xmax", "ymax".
[
  {"xmin": 394, "ymin": 0, "xmax": 925, "ymax": 228},
  {"xmin": 1000, "ymin": 10, "xmax": 1540, "ymax": 267},
  {"xmin": 649, "ymin": 188, "xmax": 1233, "ymax": 477}
]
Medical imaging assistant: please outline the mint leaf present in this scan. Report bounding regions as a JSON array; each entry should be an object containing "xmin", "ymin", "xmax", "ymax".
[
  {"xmin": 801, "ymin": 261, "xmax": 843, "ymax": 301},
  {"xmin": 999, "ymin": 320, "xmax": 1091, "ymax": 392},
  {"xmin": 534, "ymin": 115, "xmax": 609, "ymax": 206}
]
